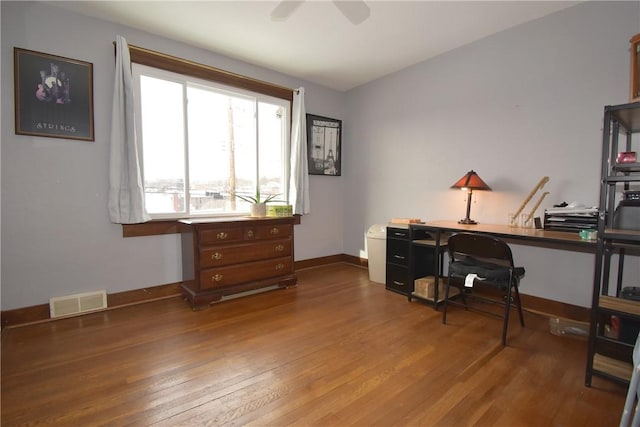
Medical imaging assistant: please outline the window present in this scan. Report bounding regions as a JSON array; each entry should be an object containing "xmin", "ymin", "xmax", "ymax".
[{"xmin": 132, "ymin": 63, "xmax": 290, "ymax": 219}]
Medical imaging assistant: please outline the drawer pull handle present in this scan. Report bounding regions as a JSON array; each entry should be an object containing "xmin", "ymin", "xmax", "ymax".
[
  {"xmin": 393, "ymin": 281, "xmax": 405, "ymax": 286},
  {"xmin": 275, "ymin": 244, "xmax": 285, "ymax": 252},
  {"xmin": 394, "ymin": 255, "xmax": 405, "ymax": 260},
  {"xmin": 393, "ymin": 232, "xmax": 405, "ymax": 237},
  {"xmin": 216, "ymin": 232, "xmax": 228, "ymax": 240},
  {"xmin": 247, "ymin": 230, "xmax": 254, "ymax": 238},
  {"xmin": 211, "ymin": 252, "xmax": 223, "ymax": 260},
  {"xmin": 275, "ymin": 263, "xmax": 285, "ymax": 271},
  {"xmin": 270, "ymin": 227, "xmax": 280, "ymax": 235},
  {"xmin": 212, "ymin": 274, "xmax": 224, "ymax": 282}
]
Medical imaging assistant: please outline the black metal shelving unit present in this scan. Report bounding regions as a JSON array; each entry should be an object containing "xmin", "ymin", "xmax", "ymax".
[{"xmin": 585, "ymin": 102, "xmax": 640, "ymax": 387}]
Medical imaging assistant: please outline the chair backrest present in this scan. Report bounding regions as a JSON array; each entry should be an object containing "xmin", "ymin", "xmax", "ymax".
[{"xmin": 447, "ymin": 232, "xmax": 516, "ymax": 268}]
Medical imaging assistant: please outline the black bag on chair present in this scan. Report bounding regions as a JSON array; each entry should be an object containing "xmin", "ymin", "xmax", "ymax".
[{"xmin": 449, "ymin": 255, "xmax": 525, "ymax": 288}]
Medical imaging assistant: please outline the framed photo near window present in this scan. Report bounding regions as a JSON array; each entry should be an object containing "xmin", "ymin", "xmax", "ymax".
[
  {"xmin": 306, "ymin": 114, "xmax": 341, "ymax": 176},
  {"xmin": 14, "ymin": 47, "xmax": 94, "ymax": 141}
]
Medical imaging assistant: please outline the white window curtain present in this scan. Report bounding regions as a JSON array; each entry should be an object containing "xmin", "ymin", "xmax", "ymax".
[
  {"xmin": 289, "ymin": 87, "xmax": 310, "ymax": 215},
  {"xmin": 108, "ymin": 35, "xmax": 150, "ymax": 224}
]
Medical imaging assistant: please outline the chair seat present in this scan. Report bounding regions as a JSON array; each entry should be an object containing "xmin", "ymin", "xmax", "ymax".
[{"xmin": 449, "ymin": 257, "xmax": 525, "ymax": 285}]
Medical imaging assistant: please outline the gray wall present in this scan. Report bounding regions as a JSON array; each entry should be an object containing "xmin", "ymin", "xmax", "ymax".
[
  {"xmin": 1, "ymin": 1, "xmax": 638, "ymax": 311},
  {"xmin": 344, "ymin": 1, "xmax": 639, "ymax": 307},
  {"xmin": 1, "ymin": 1, "xmax": 345, "ymax": 310}
]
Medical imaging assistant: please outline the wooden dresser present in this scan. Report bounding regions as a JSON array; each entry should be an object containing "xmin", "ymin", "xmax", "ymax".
[{"xmin": 179, "ymin": 217, "xmax": 297, "ymax": 309}]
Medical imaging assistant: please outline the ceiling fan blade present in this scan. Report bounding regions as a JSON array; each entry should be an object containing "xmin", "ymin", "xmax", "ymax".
[
  {"xmin": 270, "ymin": 1, "xmax": 305, "ymax": 21},
  {"xmin": 332, "ymin": 0, "xmax": 370, "ymax": 25}
]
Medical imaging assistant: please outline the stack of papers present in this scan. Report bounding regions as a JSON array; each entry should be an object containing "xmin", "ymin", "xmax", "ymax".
[
  {"xmin": 544, "ymin": 205, "xmax": 598, "ymax": 232},
  {"xmin": 544, "ymin": 206, "xmax": 597, "ymax": 215}
]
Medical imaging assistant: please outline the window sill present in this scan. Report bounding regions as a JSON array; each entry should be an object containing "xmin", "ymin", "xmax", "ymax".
[{"xmin": 122, "ymin": 220, "xmax": 186, "ymax": 238}]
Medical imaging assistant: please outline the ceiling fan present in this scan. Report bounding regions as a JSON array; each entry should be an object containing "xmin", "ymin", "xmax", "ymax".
[{"xmin": 271, "ymin": 1, "xmax": 370, "ymax": 25}]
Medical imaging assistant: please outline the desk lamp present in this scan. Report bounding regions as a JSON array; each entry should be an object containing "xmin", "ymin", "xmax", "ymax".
[{"xmin": 451, "ymin": 170, "xmax": 492, "ymax": 224}]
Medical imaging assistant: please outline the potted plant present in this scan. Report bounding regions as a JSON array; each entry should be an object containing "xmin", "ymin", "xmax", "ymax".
[{"xmin": 232, "ymin": 190, "xmax": 281, "ymax": 217}]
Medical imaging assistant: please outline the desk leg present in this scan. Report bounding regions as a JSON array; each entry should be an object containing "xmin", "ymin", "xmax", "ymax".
[{"xmin": 433, "ymin": 230, "xmax": 440, "ymax": 309}]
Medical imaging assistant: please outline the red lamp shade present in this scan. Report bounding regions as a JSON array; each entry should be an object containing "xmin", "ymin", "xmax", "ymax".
[
  {"xmin": 451, "ymin": 170, "xmax": 491, "ymax": 224},
  {"xmin": 450, "ymin": 170, "xmax": 492, "ymax": 191}
]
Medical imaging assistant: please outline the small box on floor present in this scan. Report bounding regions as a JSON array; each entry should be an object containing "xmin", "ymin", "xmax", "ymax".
[{"xmin": 414, "ymin": 276, "xmax": 448, "ymax": 299}]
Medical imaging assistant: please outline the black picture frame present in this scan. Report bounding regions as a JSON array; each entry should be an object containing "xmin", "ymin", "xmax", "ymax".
[
  {"xmin": 14, "ymin": 47, "xmax": 94, "ymax": 141},
  {"xmin": 306, "ymin": 114, "xmax": 341, "ymax": 176}
]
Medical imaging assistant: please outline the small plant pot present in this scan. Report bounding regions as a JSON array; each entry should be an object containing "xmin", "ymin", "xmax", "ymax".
[{"xmin": 250, "ymin": 203, "xmax": 267, "ymax": 217}]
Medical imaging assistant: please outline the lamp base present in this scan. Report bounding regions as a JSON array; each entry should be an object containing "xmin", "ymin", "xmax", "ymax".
[{"xmin": 458, "ymin": 218, "xmax": 477, "ymax": 225}]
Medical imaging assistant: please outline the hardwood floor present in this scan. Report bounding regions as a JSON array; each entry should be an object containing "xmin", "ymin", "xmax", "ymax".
[{"xmin": 1, "ymin": 263, "xmax": 626, "ymax": 426}]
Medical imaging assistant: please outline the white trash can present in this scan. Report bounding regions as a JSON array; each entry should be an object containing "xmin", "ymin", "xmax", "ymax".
[{"xmin": 366, "ymin": 224, "xmax": 387, "ymax": 284}]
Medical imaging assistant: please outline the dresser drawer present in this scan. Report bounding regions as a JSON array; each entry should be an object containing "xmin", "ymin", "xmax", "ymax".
[
  {"xmin": 199, "ymin": 227, "xmax": 247, "ymax": 244},
  {"xmin": 387, "ymin": 227, "xmax": 409, "ymax": 239},
  {"xmin": 200, "ymin": 256, "xmax": 293, "ymax": 289},
  {"xmin": 387, "ymin": 239, "xmax": 410, "ymax": 266},
  {"xmin": 386, "ymin": 263, "xmax": 412, "ymax": 295},
  {"xmin": 254, "ymin": 224, "xmax": 292, "ymax": 240},
  {"xmin": 200, "ymin": 239, "xmax": 292, "ymax": 268}
]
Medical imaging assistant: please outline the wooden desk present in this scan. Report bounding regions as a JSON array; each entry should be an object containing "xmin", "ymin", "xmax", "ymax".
[{"xmin": 409, "ymin": 220, "xmax": 596, "ymax": 307}]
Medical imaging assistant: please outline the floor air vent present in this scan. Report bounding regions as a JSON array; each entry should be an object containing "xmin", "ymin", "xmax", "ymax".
[{"xmin": 50, "ymin": 290, "xmax": 107, "ymax": 318}]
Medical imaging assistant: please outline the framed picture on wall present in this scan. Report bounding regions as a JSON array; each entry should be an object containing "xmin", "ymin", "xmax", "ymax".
[
  {"xmin": 14, "ymin": 47, "xmax": 94, "ymax": 141},
  {"xmin": 306, "ymin": 114, "xmax": 342, "ymax": 176}
]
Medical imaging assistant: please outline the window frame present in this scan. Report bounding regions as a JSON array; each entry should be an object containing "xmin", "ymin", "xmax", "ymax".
[
  {"xmin": 128, "ymin": 44, "xmax": 294, "ymax": 220},
  {"xmin": 128, "ymin": 44, "xmax": 293, "ymax": 103}
]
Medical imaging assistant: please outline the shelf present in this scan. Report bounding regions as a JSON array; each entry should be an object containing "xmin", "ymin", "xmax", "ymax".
[
  {"xmin": 413, "ymin": 237, "xmax": 449, "ymax": 247},
  {"xmin": 608, "ymin": 102, "xmax": 640, "ymax": 132},
  {"xmin": 599, "ymin": 295, "xmax": 640, "ymax": 316},
  {"xmin": 605, "ymin": 175, "xmax": 640, "ymax": 183},
  {"xmin": 593, "ymin": 353, "xmax": 632, "ymax": 382},
  {"xmin": 596, "ymin": 335, "xmax": 635, "ymax": 354},
  {"xmin": 613, "ymin": 162, "xmax": 640, "ymax": 173},
  {"xmin": 410, "ymin": 286, "xmax": 459, "ymax": 304},
  {"xmin": 603, "ymin": 228, "xmax": 640, "ymax": 242}
]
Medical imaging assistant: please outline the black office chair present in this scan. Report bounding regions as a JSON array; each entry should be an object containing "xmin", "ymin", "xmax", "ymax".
[{"xmin": 442, "ymin": 232, "xmax": 526, "ymax": 346}]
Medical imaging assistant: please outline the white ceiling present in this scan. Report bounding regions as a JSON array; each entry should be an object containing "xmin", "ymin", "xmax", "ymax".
[{"xmin": 49, "ymin": 1, "xmax": 580, "ymax": 91}]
